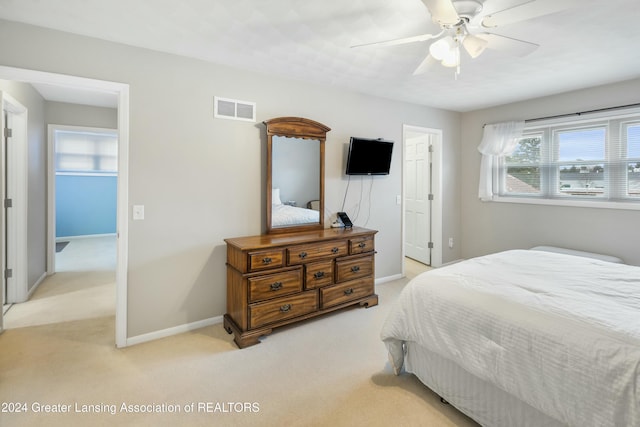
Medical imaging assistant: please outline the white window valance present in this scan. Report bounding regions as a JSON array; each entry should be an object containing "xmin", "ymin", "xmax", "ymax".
[{"xmin": 477, "ymin": 121, "xmax": 525, "ymax": 200}]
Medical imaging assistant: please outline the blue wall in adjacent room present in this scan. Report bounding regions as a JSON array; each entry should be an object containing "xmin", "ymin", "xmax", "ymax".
[{"xmin": 56, "ymin": 174, "xmax": 117, "ymax": 238}]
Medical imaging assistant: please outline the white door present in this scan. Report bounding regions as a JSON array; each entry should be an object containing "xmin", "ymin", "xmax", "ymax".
[
  {"xmin": 1, "ymin": 104, "xmax": 5, "ymax": 333},
  {"xmin": 404, "ymin": 133, "xmax": 431, "ymax": 264},
  {"xmin": 1, "ymin": 95, "xmax": 28, "ymax": 329},
  {"xmin": 1, "ymin": 92, "xmax": 28, "ymax": 311}
]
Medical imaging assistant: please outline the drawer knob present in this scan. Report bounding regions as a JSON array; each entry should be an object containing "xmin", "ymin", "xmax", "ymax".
[
  {"xmin": 331, "ymin": 247, "xmax": 339, "ymax": 254},
  {"xmin": 270, "ymin": 281, "xmax": 283, "ymax": 291},
  {"xmin": 299, "ymin": 251, "xmax": 308, "ymax": 259},
  {"xmin": 280, "ymin": 304, "xmax": 292, "ymax": 313},
  {"xmin": 313, "ymin": 271, "xmax": 325, "ymax": 279},
  {"xmin": 344, "ymin": 288, "xmax": 354, "ymax": 296},
  {"xmin": 351, "ymin": 266, "xmax": 360, "ymax": 273},
  {"xmin": 262, "ymin": 257, "xmax": 272, "ymax": 264}
]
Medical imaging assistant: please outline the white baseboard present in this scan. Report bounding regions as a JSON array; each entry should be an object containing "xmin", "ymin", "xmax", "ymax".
[
  {"xmin": 126, "ymin": 315, "xmax": 223, "ymax": 347},
  {"xmin": 375, "ymin": 274, "xmax": 403, "ymax": 285},
  {"xmin": 25, "ymin": 272, "xmax": 47, "ymax": 301},
  {"xmin": 124, "ymin": 271, "xmax": 431, "ymax": 347},
  {"xmin": 56, "ymin": 233, "xmax": 117, "ymax": 241}
]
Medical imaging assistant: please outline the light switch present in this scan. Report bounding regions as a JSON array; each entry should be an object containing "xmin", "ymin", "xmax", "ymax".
[
  {"xmin": 396, "ymin": 195, "xmax": 401, "ymax": 205},
  {"xmin": 133, "ymin": 205, "xmax": 145, "ymax": 220}
]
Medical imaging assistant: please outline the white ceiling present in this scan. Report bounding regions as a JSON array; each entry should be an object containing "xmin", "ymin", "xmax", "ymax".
[{"xmin": 1, "ymin": 0, "xmax": 639, "ymax": 111}]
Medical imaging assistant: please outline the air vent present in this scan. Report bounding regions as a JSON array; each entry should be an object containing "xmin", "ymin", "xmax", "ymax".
[{"xmin": 214, "ymin": 96, "xmax": 256, "ymax": 122}]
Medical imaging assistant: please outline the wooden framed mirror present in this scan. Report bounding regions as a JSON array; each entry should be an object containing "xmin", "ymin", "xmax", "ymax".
[{"xmin": 265, "ymin": 117, "xmax": 330, "ymax": 234}]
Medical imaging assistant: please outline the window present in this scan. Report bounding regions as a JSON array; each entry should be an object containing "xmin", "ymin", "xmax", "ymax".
[
  {"xmin": 55, "ymin": 130, "xmax": 118, "ymax": 175},
  {"xmin": 503, "ymin": 135, "xmax": 542, "ymax": 195},
  {"xmin": 556, "ymin": 127, "xmax": 606, "ymax": 197},
  {"xmin": 497, "ymin": 108, "xmax": 640, "ymax": 208}
]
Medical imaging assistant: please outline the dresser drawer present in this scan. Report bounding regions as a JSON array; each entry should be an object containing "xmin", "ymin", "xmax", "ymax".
[
  {"xmin": 248, "ymin": 249, "xmax": 284, "ymax": 271},
  {"xmin": 304, "ymin": 260, "xmax": 334, "ymax": 290},
  {"xmin": 248, "ymin": 268, "xmax": 302, "ymax": 303},
  {"xmin": 321, "ymin": 278, "xmax": 374, "ymax": 308},
  {"xmin": 349, "ymin": 236, "xmax": 375, "ymax": 255},
  {"xmin": 335, "ymin": 254, "xmax": 374, "ymax": 283},
  {"xmin": 249, "ymin": 291, "xmax": 318, "ymax": 329},
  {"xmin": 287, "ymin": 240, "xmax": 348, "ymax": 265}
]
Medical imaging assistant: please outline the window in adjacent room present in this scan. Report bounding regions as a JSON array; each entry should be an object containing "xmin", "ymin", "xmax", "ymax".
[{"xmin": 55, "ymin": 129, "xmax": 118, "ymax": 175}]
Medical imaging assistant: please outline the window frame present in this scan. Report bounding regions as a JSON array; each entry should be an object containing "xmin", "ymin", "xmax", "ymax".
[{"xmin": 623, "ymin": 120, "xmax": 640, "ymax": 199}]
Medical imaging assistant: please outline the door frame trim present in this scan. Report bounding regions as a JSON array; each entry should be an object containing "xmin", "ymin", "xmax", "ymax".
[
  {"xmin": 402, "ymin": 125, "xmax": 443, "ymax": 274},
  {"xmin": 0, "ymin": 65, "xmax": 130, "ymax": 348}
]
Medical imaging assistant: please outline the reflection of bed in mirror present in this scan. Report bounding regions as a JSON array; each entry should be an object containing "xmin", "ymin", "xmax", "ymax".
[
  {"xmin": 270, "ymin": 135, "xmax": 320, "ymax": 230},
  {"xmin": 271, "ymin": 188, "xmax": 319, "ymax": 226},
  {"xmin": 271, "ymin": 204, "xmax": 319, "ymax": 226}
]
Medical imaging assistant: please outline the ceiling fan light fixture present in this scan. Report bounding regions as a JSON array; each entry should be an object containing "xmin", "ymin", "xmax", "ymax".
[
  {"xmin": 429, "ymin": 36, "xmax": 454, "ymax": 60},
  {"xmin": 441, "ymin": 47, "xmax": 460, "ymax": 67},
  {"xmin": 462, "ymin": 34, "xmax": 488, "ymax": 58}
]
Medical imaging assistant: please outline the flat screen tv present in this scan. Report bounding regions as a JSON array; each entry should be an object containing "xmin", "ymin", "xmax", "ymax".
[{"xmin": 345, "ymin": 137, "xmax": 394, "ymax": 175}]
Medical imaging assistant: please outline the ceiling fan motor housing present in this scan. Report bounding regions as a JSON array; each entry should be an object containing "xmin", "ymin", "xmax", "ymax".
[{"xmin": 452, "ymin": 0, "xmax": 484, "ymax": 19}]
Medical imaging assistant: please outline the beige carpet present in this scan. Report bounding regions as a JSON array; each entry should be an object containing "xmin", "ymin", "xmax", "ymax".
[{"xmin": 0, "ymin": 244, "xmax": 477, "ymax": 427}]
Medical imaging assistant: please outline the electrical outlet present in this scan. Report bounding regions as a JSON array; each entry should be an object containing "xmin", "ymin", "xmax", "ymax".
[{"xmin": 448, "ymin": 237, "xmax": 454, "ymax": 248}]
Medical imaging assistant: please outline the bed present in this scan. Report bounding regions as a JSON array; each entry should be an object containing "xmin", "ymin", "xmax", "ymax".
[{"xmin": 381, "ymin": 249, "xmax": 640, "ymax": 427}]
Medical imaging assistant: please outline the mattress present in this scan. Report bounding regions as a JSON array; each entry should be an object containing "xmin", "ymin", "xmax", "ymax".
[{"xmin": 381, "ymin": 250, "xmax": 640, "ymax": 426}]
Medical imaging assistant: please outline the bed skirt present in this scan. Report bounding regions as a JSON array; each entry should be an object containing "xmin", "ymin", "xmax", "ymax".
[{"xmin": 405, "ymin": 342, "xmax": 565, "ymax": 427}]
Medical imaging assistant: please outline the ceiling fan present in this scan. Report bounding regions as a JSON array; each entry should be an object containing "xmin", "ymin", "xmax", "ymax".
[{"xmin": 352, "ymin": 0, "xmax": 579, "ymax": 76}]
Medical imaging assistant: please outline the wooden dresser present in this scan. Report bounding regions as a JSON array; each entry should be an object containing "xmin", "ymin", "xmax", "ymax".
[{"xmin": 224, "ymin": 227, "xmax": 378, "ymax": 348}]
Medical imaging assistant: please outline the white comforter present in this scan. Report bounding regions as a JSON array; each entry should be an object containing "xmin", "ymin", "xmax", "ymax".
[
  {"xmin": 271, "ymin": 204, "xmax": 319, "ymax": 226},
  {"xmin": 381, "ymin": 250, "xmax": 640, "ymax": 427}
]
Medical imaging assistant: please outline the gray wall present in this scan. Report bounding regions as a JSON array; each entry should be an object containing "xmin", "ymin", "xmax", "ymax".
[
  {"xmin": 45, "ymin": 101, "xmax": 117, "ymax": 129},
  {"xmin": 460, "ymin": 78, "xmax": 640, "ymax": 266},
  {"xmin": 0, "ymin": 79, "xmax": 46, "ymax": 292},
  {"xmin": 0, "ymin": 20, "xmax": 461, "ymax": 338}
]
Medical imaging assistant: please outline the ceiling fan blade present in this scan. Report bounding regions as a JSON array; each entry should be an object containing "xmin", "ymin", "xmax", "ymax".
[
  {"xmin": 481, "ymin": 0, "xmax": 581, "ymax": 28},
  {"xmin": 420, "ymin": 0, "xmax": 460, "ymax": 26},
  {"xmin": 413, "ymin": 54, "xmax": 438, "ymax": 75},
  {"xmin": 351, "ymin": 31, "xmax": 444, "ymax": 49},
  {"xmin": 477, "ymin": 33, "xmax": 539, "ymax": 56}
]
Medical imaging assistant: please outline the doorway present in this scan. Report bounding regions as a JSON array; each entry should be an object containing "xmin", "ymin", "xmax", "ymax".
[
  {"xmin": 0, "ymin": 65, "xmax": 129, "ymax": 347},
  {"xmin": 3, "ymin": 125, "xmax": 121, "ymax": 330},
  {"xmin": 48, "ymin": 125, "xmax": 118, "ymax": 274},
  {"xmin": 402, "ymin": 125, "xmax": 443, "ymax": 275}
]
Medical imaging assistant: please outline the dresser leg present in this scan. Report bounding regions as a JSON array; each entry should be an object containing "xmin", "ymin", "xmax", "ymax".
[
  {"xmin": 359, "ymin": 294, "xmax": 379, "ymax": 308},
  {"xmin": 224, "ymin": 314, "xmax": 272, "ymax": 348}
]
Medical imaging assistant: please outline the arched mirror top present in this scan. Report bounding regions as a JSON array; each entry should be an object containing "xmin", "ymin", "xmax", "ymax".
[
  {"xmin": 264, "ymin": 117, "xmax": 331, "ymax": 140},
  {"xmin": 265, "ymin": 117, "xmax": 330, "ymax": 235}
]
